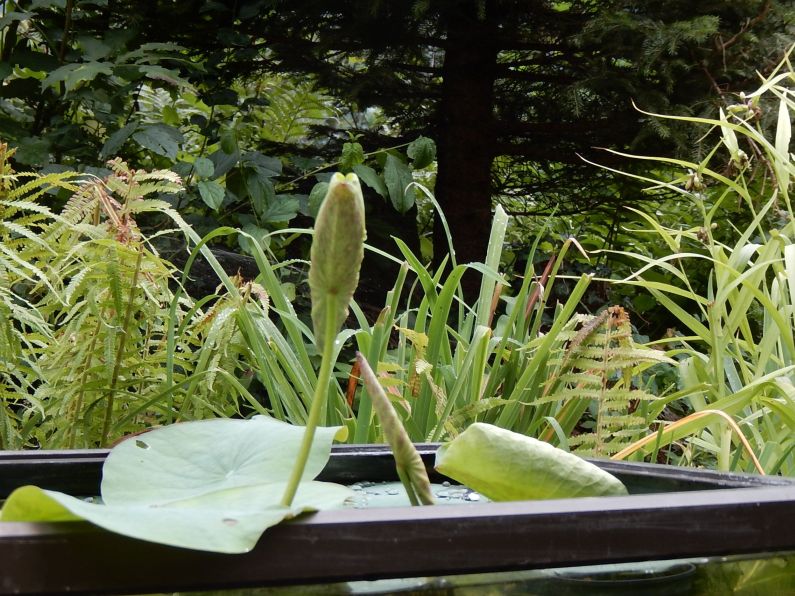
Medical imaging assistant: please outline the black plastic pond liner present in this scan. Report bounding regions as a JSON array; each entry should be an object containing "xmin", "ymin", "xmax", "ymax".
[{"xmin": 1, "ymin": 444, "xmax": 795, "ymax": 595}]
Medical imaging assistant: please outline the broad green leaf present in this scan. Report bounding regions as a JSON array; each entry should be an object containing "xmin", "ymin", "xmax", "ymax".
[
  {"xmin": 13, "ymin": 137, "xmax": 50, "ymax": 165},
  {"xmin": 115, "ymin": 42, "xmax": 184, "ymax": 63},
  {"xmin": 77, "ymin": 36, "xmax": 112, "ymax": 60},
  {"xmin": 209, "ymin": 148, "xmax": 240, "ymax": 178},
  {"xmin": 407, "ymin": 136, "xmax": 436, "ymax": 169},
  {"xmin": 435, "ymin": 423, "xmax": 628, "ymax": 501},
  {"xmin": 341, "ymin": 142, "xmax": 365, "ymax": 171},
  {"xmin": 42, "ymin": 61, "xmax": 113, "ymax": 92},
  {"xmin": 133, "ymin": 124, "xmax": 183, "ymax": 160},
  {"xmin": 198, "ymin": 179, "xmax": 225, "ymax": 210},
  {"xmin": 193, "ymin": 157, "xmax": 215, "ymax": 179},
  {"xmin": 245, "ymin": 169, "xmax": 276, "ymax": 217},
  {"xmin": 308, "ymin": 181, "xmax": 329, "ymax": 218},
  {"xmin": 14, "ymin": 66, "xmax": 46, "ymax": 80},
  {"xmin": 352, "ymin": 164, "xmax": 388, "ymax": 198},
  {"xmin": 241, "ymin": 152, "xmax": 282, "ymax": 177},
  {"xmin": 139, "ymin": 65, "xmax": 192, "ymax": 88},
  {"xmin": 260, "ymin": 194, "xmax": 300, "ymax": 223},
  {"xmin": 2, "ymin": 417, "xmax": 351, "ymax": 553},
  {"xmin": 112, "ymin": 64, "xmax": 143, "ymax": 81},
  {"xmin": 100, "ymin": 123, "xmax": 137, "ymax": 160},
  {"xmin": 384, "ymin": 154, "xmax": 414, "ymax": 213},
  {"xmin": 240, "ymin": 223, "xmax": 270, "ymax": 253},
  {"xmin": 220, "ymin": 126, "xmax": 239, "ymax": 155}
]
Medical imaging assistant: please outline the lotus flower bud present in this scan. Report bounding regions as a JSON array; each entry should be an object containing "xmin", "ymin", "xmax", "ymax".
[{"xmin": 309, "ymin": 172, "xmax": 366, "ymax": 353}]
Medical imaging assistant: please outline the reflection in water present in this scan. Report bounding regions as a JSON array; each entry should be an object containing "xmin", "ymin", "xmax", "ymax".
[{"xmin": 150, "ymin": 551, "xmax": 795, "ymax": 595}]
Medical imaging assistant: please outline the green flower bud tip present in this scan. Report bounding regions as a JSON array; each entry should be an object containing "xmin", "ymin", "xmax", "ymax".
[{"xmin": 309, "ymin": 173, "xmax": 366, "ymax": 349}]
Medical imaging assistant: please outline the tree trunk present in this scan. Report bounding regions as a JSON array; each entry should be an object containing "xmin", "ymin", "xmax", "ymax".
[{"xmin": 434, "ymin": 1, "xmax": 498, "ymax": 298}]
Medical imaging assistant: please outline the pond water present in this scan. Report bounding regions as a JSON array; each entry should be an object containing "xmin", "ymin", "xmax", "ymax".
[
  {"xmin": 345, "ymin": 481, "xmax": 486, "ymax": 508},
  {"xmin": 147, "ymin": 551, "xmax": 795, "ymax": 595}
]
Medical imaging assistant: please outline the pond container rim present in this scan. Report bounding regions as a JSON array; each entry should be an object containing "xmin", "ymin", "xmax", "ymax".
[{"xmin": 1, "ymin": 443, "xmax": 794, "ymax": 595}]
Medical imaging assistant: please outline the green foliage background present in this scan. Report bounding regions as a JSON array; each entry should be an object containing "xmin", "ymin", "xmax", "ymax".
[{"xmin": 1, "ymin": 1, "xmax": 795, "ymax": 480}]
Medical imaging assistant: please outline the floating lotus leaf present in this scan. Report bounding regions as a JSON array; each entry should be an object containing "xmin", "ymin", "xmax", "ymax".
[{"xmin": 2, "ymin": 417, "xmax": 351, "ymax": 553}]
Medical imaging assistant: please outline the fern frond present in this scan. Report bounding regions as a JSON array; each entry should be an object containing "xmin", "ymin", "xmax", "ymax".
[
  {"xmin": 7, "ymin": 171, "xmax": 83, "ymax": 201},
  {"xmin": 0, "ymin": 153, "xmax": 267, "ymax": 447},
  {"xmin": 543, "ymin": 305, "xmax": 670, "ymax": 457},
  {"xmin": 447, "ymin": 397, "xmax": 514, "ymax": 430}
]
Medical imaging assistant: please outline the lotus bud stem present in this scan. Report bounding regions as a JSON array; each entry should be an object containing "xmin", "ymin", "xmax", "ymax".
[{"xmin": 282, "ymin": 173, "xmax": 366, "ymax": 507}]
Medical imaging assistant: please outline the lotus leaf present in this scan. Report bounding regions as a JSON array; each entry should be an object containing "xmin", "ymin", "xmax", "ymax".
[{"xmin": 1, "ymin": 417, "xmax": 351, "ymax": 553}]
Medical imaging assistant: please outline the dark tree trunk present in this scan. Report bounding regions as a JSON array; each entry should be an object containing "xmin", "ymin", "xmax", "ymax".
[{"xmin": 433, "ymin": 1, "xmax": 498, "ymax": 298}]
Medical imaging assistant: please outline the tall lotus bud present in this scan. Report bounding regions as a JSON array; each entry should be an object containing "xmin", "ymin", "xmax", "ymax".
[{"xmin": 309, "ymin": 172, "xmax": 366, "ymax": 354}]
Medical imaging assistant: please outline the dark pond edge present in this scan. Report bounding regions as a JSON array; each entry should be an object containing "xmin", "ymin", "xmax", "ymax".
[
  {"xmin": 1, "ymin": 443, "xmax": 790, "ymax": 497},
  {"xmin": 1, "ymin": 445, "xmax": 794, "ymax": 594}
]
